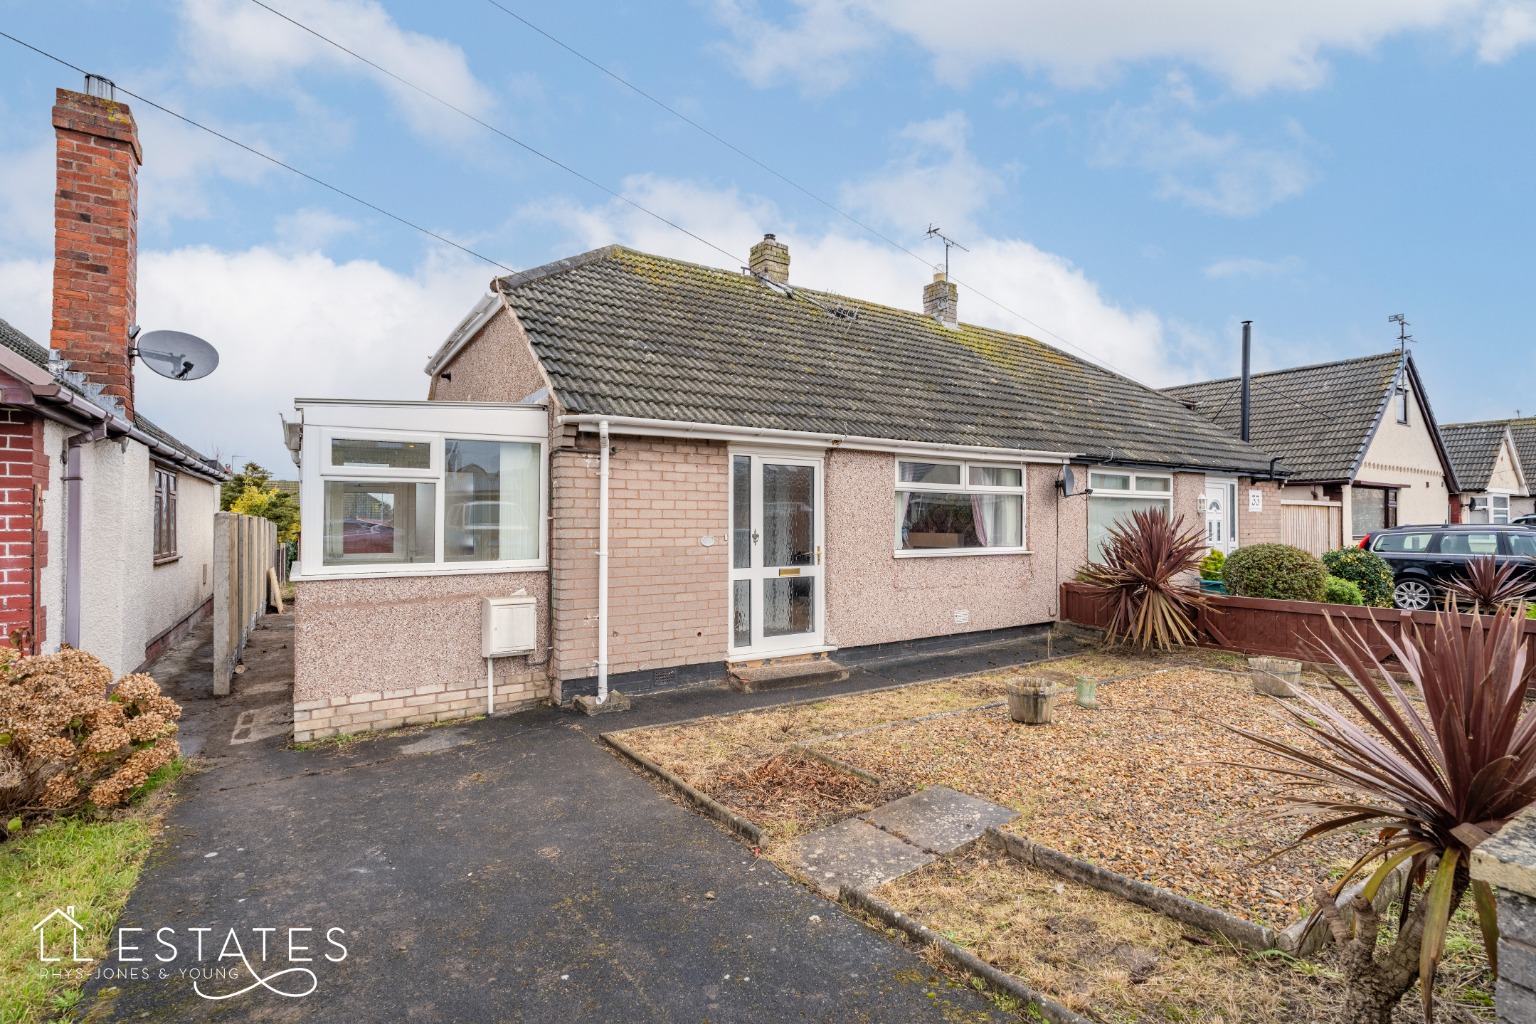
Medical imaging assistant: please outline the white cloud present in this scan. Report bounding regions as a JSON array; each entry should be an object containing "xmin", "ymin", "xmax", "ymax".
[
  {"xmin": 713, "ymin": 0, "xmax": 1526, "ymax": 95},
  {"xmin": 838, "ymin": 112, "xmax": 1002, "ymax": 236},
  {"xmin": 274, "ymin": 207, "xmax": 359, "ymax": 251},
  {"xmin": 532, "ymin": 173, "xmax": 1172, "ymax": 384},
  {"xmin": 0, "ymin": 136, "xmax": 53, "ymax": 258},
  {"xmin": 1204, "ymin": 256, "xmax": 1305, "ymax": 279},
  {"xmin": 0, "ymin": 246, "xmax": 482, "ymax": 473},
  {"xmin": 1094, "ymin": 99, "xmax": 1314, "ymax": 217},
  {"xmin": 177, "ymin": 0, "xmax": 494, "ymax": 139}
]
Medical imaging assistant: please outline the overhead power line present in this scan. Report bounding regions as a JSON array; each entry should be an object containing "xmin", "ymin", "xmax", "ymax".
[
  {"xmin": 244, "ymin": 0, "xmax": 745, "ymax": 269},
  {"xmin": 478, "ymin": 0, "xmax": 1129, "ymax": 375},
  {"xmin": 0, "ymin": 29, "xmax": 517, "ymax": 273}
]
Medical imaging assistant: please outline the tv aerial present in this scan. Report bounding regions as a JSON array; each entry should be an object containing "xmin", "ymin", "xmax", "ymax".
[{"xmin": 128, "ymin": 327, "xmax": 220, "ymax": 381}]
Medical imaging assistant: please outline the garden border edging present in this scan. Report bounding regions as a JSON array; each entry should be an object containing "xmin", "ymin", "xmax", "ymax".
[
  {"xmin": 600, "ymin": 731, "xmax": 764, "ymax": 845},
  {"xmin": 839, "ymin": 885, "xmax": 1094, "ymax": 1024}
]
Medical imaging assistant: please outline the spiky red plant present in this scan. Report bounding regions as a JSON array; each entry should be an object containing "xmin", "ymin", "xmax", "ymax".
[
  {"xmin": 1442, "ymin": 553, "xmax": 1536, "ymax": 613},
  {"xmin": 1075, "ymin": 507, "xmax": 1207, "ymax": 650},
  {"xmin": 1232, "ymin": 607, "xmax": 1536, "ymax": 1022}
]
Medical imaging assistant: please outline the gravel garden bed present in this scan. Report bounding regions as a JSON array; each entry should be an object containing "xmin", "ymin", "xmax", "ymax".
[{"xmin": 820, "ymin": 667, "xmax": 1367, "ymax": 929}]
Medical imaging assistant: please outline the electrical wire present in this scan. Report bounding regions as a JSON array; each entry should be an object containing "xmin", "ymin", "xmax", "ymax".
[
  {"xmin": 244, "ymin": 0, "xmax": 744, "ymax": 269},
  {"xmin": 0, "ymin": 29, "xmax": 518, "ymax": 273},
  {"xmin": 477, "ymin": 0, "xmax": 1131, "ymax": 375}
]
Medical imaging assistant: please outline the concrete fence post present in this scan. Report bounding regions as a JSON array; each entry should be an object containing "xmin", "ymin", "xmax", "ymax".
[{"xmin": 213, "ymin": 513, "xmax": 235, "ymax": 696}]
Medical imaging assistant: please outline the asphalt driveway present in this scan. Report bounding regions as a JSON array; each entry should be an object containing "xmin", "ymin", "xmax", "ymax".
[{"xmin": 79, "ymin": 620, "xmax": 1072, "ymax": 1022}]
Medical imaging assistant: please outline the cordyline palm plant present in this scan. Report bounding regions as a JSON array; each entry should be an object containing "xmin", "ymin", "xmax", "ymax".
[
  {"xmin": 1231, "ymin": 606, "xmax": 1536, "ymax": 1022},
  {"xmin": 1442, "ymin": 553, "xmax": 1536, "ymax": 613},
  {"xmin": 1075, "ymin": 506, "xmax": 1207, "ymax": 650}
]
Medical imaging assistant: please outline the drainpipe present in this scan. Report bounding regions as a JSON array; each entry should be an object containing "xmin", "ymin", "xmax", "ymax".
[
  {"xmin": 596, "ymin": 419, "xmax": 610, "ymax": 705},
  {"xmin": 63, "ymin": 422, "xmax": 108, "ymax": 649},
  {"xmin": 1240, "ymin": 320, "xmax": 1253, "ymax": 443}
]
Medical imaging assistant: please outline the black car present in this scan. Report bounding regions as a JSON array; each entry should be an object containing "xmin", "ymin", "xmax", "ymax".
[{"xmin": 1360, "ymin": 525, "xmax": 1536, "ymax": 610}]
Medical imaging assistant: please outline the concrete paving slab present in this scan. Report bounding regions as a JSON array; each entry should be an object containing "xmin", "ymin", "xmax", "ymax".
[
  {"xmin": 860, "ymin": 786, "xmax": 1018, "ymax": 854},
  {"xmin": 785, "ymin": 818, "xmax": 936, "ymax": 896}
]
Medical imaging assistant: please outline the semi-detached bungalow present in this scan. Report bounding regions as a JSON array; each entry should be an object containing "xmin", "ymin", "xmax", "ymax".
[
  {"xmin": 1440, "ymin": 420, "xmax": 1535, "ymax": 523},
  {"xmin": 285, "ymin": 237, "xmax": 1286, "ymax": 740}
]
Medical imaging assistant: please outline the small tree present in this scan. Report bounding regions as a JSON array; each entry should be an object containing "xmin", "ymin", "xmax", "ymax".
[
  {"xmin": 1231, "ymin": 607, "xmax": 1536, "ymax": 1022},
  {"xmin": 1323, "ymin": 547, "xmax": 1395, "ymax": 607},
  {"xmin": 230, "ymin": 485, "xmax": 299, "ymax": 544},
  {"xmin": 220, "ymin": 461, "xmax": 272, "ymax": 511},
  {"xmin": 1075, "ymin": 507, "xmax": 1208, "ymax": 650}
]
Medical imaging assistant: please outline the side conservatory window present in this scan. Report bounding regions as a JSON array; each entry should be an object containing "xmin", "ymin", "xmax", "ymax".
[
  {"xmin": 317, "ymin": 429, "xmax": 545, "ymax": 572},
  {"xmin": 1087, "ymin": 471, "xmax": 1172, "ymax": 560},
  {"xmin": 895, "ymin": 460, "xmax": 1026, "ymax": 553}
]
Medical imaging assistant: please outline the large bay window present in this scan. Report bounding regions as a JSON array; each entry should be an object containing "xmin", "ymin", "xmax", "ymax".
[
  {"xmin": 895, "ymin": 459, "xmax": 1026, "ymax": 554},
  {"xmin": 296, "ymin": 402, "xmax": 548, "ymax": 578},
  {"xmin": 1087, "ymin": 471, "xmax": 1172, "ymax": 560}
]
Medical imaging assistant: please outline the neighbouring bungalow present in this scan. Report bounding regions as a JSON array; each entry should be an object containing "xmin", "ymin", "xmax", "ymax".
[
  {"xmin": 1164, "ymin": 351, "xmax": 1459, "ymax": 555},
  {"xmin": 1440, "ymin": 419, "xmax": 1536, "ymax": 523},
  {"xmin": 284, "ymin": 237, "xmax": 1288, "ymax": 740},
  {"xmin": 0, "ymin": 84, "xmax": 228, "ymax": 674}
]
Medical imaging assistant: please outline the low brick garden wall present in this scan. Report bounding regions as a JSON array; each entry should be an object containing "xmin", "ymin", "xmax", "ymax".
[{"xmin": 1059, "ymin": 582, "xmax": 1536, "ymax": 667}]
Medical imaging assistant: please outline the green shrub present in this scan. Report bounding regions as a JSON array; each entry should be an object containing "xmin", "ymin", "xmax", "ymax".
[
  {"xmin": 1324, "ymin": 575, "xmax": 1364, "ymax": 605},
  {"xmin": 1222, "ymin": 543, "xmax": 1328, "ymax": 601},
  {"xmin": 1321, "ymin": 547, "xmax": 1395, "ymax": 607},
  {"xmin": 1198, "ymin": 548, "xmax": 1226, "ymax": 581}
]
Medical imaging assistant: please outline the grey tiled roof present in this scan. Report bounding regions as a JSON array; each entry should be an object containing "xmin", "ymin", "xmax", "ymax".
[
  {"xmin": 1162, "ymin": 351, "xmax": 1405, "ymax": 482},
  {"xmin": 2, "ymin": 315, "xmax": 220, "ymax": 471},
  {"xmin": 1442, "ymin": 416, "xmax": 1536, "ymax": 494},
  {"xmin": 0, "ymin": 317, "xmax": 49, "ymax": 367},
  {"xmin": 494, "ymin": 246, "xmax": 1281, "ymax": 474},
  {"xmin": 1439, "ymin": 422, "xmax": 1509, "ymax": 492}
]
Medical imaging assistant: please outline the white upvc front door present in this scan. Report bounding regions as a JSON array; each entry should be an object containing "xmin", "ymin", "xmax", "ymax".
[
  {"xmin": 728, "ymin": 450, "xmax": 825, "ymax": 657},
  {"xmin": 1203, "ymin": 477, "xmax": 1238, "ymax": 554}
]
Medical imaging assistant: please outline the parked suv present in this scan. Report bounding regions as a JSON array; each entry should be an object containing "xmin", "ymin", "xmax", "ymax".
[
  {"xmin": 1516, "ymin": 514, "xmax": 1536, "ymax": 527},
  {"xmin": 1359, "ymin": 525, "xmax": 1536, "ymax": 610}
]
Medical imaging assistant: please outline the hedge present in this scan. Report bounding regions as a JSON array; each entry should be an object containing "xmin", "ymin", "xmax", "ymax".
[{"xmin": 1222, "ymin": 543, "xmax": 1328, "ymax": 602}]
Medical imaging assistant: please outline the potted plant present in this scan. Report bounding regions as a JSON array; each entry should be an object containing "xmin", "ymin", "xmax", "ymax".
[{"xmin": 1199, "ymin": 548, "xmax": 1227, "ymax": 594}]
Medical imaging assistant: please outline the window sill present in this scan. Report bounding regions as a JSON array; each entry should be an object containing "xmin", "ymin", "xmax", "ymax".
[
  {"xmin": 292, "ymin": 561, "xmax": 549, "ymax": 582},
  {"xmin": 153, "ymin": 553, "xmax": 181, "ymax": 566},
  {"xmin": 893, "ymin": 548, "xmax": 1033, "ymax": 559}
]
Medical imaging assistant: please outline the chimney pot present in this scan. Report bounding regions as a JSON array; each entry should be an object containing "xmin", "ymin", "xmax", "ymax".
[
  {"xmin": 50, "ymin": 88, "xmax": 140, "ymax": 420},
  {"xmin": 749, "ymin": 233, "xmax": 789, "ymax": 285},
  {"xmin": 923, "ymin": 272, "xmax": 958, "ymax": 325}
]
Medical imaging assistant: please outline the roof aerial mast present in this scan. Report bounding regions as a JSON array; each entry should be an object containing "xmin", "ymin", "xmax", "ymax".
[
  {"xmin": 925, "ymin": 224, "xmax": 968, "ymax": 281},
  {"xmin": 1388, "ymin": 313, "xmax": 1415, "ymax": 356}
]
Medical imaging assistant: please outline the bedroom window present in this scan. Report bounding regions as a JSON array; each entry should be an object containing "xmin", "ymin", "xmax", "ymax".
[
  {"xmin": 894, "ymin": 460, "xmax": 1026, "ymax": 555},
  {"xmin": 153, "ymin": 467, "xmax": 178, "ymax": 561}
]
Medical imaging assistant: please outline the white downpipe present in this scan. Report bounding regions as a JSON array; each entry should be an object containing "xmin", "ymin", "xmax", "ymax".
[
  {"xmin": 485, "ymin": 656, "xmax": 495, "ymax": 716},
  {"xmin": 597, "ymin": 419, "xmax": 610, "ymax": 704}
]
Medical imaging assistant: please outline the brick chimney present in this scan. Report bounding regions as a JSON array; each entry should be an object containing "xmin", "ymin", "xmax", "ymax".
[
  {"xmin": 749, "ymin": 233, "xmax": 789, "ymax": 285},
  {"xmin": 51, "ymin": 78, "xmax": 141, "ymax": 420},
  {"xmin": 923, "ymin": 272, "xmax": 957, "ymax": 325}
]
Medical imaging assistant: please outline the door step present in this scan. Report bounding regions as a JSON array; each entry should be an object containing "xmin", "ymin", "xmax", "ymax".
[{"xmin": 728, "ymin": 657, "xmax": 848, "ymax": 693}]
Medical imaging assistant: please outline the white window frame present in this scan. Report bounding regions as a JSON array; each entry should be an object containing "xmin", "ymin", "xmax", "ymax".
[
  {"xmin": 1492, "ymin": 492, "xmax": 1512, "ymax": 525},
  {"xmin": 893, "ymin": 458, "xmax": 1029, "ymax": 558},
  {"xmin": 1087, "ymin": 469, "xmax": 1175, "ymax": 560},
  {"xmin": 295, "ymin": 403, "xmax": 549, "ymax": 581}
]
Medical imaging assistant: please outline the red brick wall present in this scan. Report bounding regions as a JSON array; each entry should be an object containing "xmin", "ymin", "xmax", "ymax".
[
  {"xmin": 0, "ymin": 406, "xmax": 48, "ymax": 650},
  {"xmin": 51, "ymin": 89, "xmax": 140, "ymax": 420}
]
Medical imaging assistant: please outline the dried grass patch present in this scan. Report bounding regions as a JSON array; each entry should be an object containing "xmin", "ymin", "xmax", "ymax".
[
  {"xmin": 883, "ymin": 851, "xmax": 1493, "ymax": 1023},
  {"xmin": 706, "ymin": 750, "xmax": 908, "ymax": 838},
  {"xmin": 823, "ymin": 668, "xmax": 1367, "ymax": 928}
]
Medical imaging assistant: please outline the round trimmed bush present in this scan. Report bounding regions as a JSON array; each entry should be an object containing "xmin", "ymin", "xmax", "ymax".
[
  {"xmin": 1222, "ymin": 543, "xmax": 1328, "ymax": 601},
  {"xmin": 1324, "ymin": 575, "xmax": 1365, "ymax": 605},
  {"xmin": 1321, "ymin": 547, "xmax": 1395, "ymax": 607}
]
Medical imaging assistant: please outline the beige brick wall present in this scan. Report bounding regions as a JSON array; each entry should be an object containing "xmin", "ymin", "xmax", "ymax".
[
  {"xmin": 549, "ymin": 435, "xmax": 729, "ymax": 691},
  {"xmin": 293, "ymin": 676, "xmax": 543, "ymax": 742},
  {"xmin": 1238, "ymin": 478, "xmax": 1285, "ymax": 546}
]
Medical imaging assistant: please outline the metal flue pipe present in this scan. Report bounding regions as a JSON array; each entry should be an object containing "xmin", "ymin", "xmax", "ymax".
[{"xmin": 1240, "ymin": 320, "xmax": 1253, "ymax": 443}]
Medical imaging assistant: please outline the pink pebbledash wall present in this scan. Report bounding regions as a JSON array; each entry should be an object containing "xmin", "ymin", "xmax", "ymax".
[{"xmin": 824, "ymin": 453, "xmax": 1080, "ymax": 648}]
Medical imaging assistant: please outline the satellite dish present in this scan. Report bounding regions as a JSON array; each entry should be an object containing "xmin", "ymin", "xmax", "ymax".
[{"xmin": 133, "ymin": 330, "xmax": 220, "ymax": 381}]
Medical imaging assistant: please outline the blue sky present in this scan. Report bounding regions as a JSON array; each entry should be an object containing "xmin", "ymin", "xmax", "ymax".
[{"xmin": 2, "ymin": 1, "xmax": 1534, "ymax": 472}]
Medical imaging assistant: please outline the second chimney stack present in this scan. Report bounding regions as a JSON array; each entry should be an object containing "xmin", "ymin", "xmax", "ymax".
[
  {"xmin": 923, "ymin": 272, "xmax": 958, "ymax": 325},
  {"xmin": 749, "ymin": 233, "xmax": 789, "ymax": 285}
]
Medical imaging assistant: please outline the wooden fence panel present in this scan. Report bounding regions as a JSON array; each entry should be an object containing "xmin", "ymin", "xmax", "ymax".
[{"xmin": 1281, "ymin": 501, "xmax": 1342, "ymax": 557}]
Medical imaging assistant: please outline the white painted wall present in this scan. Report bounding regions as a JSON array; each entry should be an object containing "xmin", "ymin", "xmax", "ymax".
[
  {"xmin": 59, "ymin": 433, "xmax": 219, "ymax": 676},
  {"xmin": 1354, "ymin": 383, "xmax": 1450, "ymax": 539}
]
